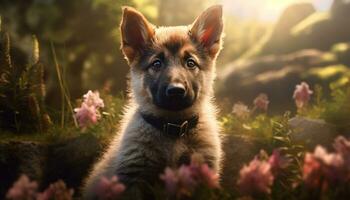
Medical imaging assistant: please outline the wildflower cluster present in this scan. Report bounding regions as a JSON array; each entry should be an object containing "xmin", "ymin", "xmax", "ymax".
[
  {"xmin": 302, "ymin": 136, "xmax": 350, "ymax": 190},
  {"xmin": 236, "ymin": 136, "xmax": 350, "ymax": 199},
  {"xmin": 6, "ymin": 137, "xmax": 350, "ymax": 200},
  {"xmin": 74, "ymin": 90, "xmax": 105, "ymax": 128},
  {"xmin": 6, "ymin": 175, "xmax": 38, "ymax": 200},
  {"xmin": 237, "ymin": 150, "xmax": 289, "ymax": 197},
  {"xmin": 6, "ymin": 175, "xmax": 73, "ymax": 200},
  {"xmin": 232, "ymin": 93, "xmax": 270, "ymax": 119},
  {"xmin": 95, "ymin": 176, "xmax": 125, "ymax": 200},
  {"xmin": 4, "ymin": 82, "xmax": 350, "ymax": 200},
  {"xmin": 160, "ymin": 154, "xmax": 220, "ymax": 198},
  {"xmin": 232, "ymin": 81, "xmax": 313, "ymax": 119},
  {"xmin": 37, "ymin": 180, "xmax": 74, "ymax": 200}
]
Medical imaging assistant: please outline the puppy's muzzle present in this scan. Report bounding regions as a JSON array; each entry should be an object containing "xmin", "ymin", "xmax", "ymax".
[{"xmin": 165, "ymin": 83, "xmax": 186, "ymax": 98}]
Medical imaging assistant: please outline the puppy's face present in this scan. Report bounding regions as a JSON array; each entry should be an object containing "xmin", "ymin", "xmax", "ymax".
[{"xmin": 120, "ymin": 6, "xmax": 223, "ymax": 111}]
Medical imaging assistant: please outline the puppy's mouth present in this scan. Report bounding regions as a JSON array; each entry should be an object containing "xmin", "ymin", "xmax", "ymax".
[
  {"xmin": 148, "ymin": 83, "xmax": 199, "ymax": 111},
  {"xmin": 153, "ymin": 88, "xmax": 197, "ymax": 111},
  {"xmin": 153, "ymin": 93, "xmax": 197, "ymax": 111}
]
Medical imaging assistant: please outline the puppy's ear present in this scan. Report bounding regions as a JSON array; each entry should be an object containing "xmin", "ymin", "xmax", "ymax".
[
  {"xmin": 190, "ymin": 5, "xmax": 223, "ymax": 58},
  {"xmin": 120, "ymin": 7, "xmax": 154, "ymax": 62}
]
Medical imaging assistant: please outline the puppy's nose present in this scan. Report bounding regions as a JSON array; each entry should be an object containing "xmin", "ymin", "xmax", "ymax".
[{"xmin": 166, "ymin": 83, "xmax": 186, "ymax": 97}]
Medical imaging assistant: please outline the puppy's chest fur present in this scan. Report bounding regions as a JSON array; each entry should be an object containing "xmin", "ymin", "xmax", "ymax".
[{"xmin": 112, "ymin": 110, "xmax": 221, "ymax": 183}]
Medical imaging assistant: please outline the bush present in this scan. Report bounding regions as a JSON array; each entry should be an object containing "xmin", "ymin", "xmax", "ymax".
[{"xmin": 0, "ymin": 27, "xmax": 51, "ymax": 133}]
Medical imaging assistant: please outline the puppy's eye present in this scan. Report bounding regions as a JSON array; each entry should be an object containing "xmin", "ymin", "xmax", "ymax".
[
  {"xmin": 186, "ymin": 58, "xmax": 197, "ymax": 69},
  {"xmin": 150, "ymin": 59, "xmax": 162, "ymax": 71}
]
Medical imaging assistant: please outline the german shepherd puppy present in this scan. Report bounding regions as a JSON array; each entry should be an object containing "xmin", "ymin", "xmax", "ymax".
[{"xmin": 83, "ymin": 5, "xmax": 224, "ymax": 199}]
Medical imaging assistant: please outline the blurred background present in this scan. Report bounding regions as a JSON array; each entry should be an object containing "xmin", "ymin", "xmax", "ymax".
[{"xmin": 0, "ymin": 0, "xmax": 349, "ymax": 112}]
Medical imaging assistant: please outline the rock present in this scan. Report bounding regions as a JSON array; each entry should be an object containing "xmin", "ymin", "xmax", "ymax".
[
  {"xmin": 261, "ymin": 3, "xmax": 316, "ymax": 55},
  {"xmin": 0, "ymin": 141, "xmax": 45, "ymax": 198},
  {"xmin": 0, "ymin": 134, "xmax": 105, "ymax": 198},
  {"xmin": 43, "ymin": 134, "xmax": 104, "ymax": 195},
  {"xmin": 289, "ymin": 116, "xmax": 337, "ymax": 149},
  {"xmin": 255, "ymin": 1, "xmax": 350, "ymax": 56},
  {"xmin": 331, "ymin": 0, "xmax": 350, "ymax": 19},
  {"xmin": 216, "ymin": 49, "xmax": 347, "ymax": 113}
]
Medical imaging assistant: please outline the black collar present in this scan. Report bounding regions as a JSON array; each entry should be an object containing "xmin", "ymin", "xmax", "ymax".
[{"xmin": 141, "ymin": 113, "xmax": 199, "ymax": 137}]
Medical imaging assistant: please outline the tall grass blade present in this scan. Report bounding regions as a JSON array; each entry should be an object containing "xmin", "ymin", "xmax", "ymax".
[{"xmin": 50, "ymin": 42, "xmax": 78, "ymax": 128}]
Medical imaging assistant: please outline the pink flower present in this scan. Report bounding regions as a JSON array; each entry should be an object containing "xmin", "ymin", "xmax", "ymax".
[
  {"xmin": 197, "ymin": 164, "xmax": 220, "ymax": 189},
  {"xmin": 95, "ymin": 176, "xmax": 125, "ymax": 200},
  {"xmin": 232, "ymin": 102, "xmax": 250, "ymax": 119},
  {"xmin": 188, "ymin": 154, "xmax": 220, "ymax": 189},
  {"xmin": 74, "ymin": 102, "xmax": 100, "ymax": 128},
  {"xmin": 6, "ymin": 175, "xmax": 38, "ymax": 200},
  {"xmin": 160, "ymin": 167, "xmax": 179, "ymax": 194},
  {"xmin": 83, "ymin": 90, "xmax": 104, "ymax": 108},
  {"xmin": 333, "ymin": 136, "xmax": 350, "ymax": 169},
  {"xmin": 74, "ymin": 90, "xmax": 105, "ymax": 128},
  {"xmin": 160, "ymin": 154, "xmax": 220, "ymax": 197},
  {"xmin": 237, "ymin": 157, "xmax": 274, "ymax": 196},
  {"xmin": 293, "ymin": 82, "xmax": 313, "ymax": 108},
  {"xmin": 303, "ymin": 146, "xmax": 346, "ymax": 189},
  {"xmin": 178, "ymin": 165, "xmax": 196, "ymax": 189},
  {"xmin": 303, "ymin": 152, "xmax": 323, "ymax": 188},
  {"xmin": 313, "ymin": 146, "xmax": 345, "ymax": 183},
  {"xmin": 268, "ymin": 150, "xmax": 289, "ymax": 173},
  {"xmin": 313, "ymin": 146, "xmax": 343, "ymax": 167},
  {"xmin": 37, "ymin": 180, "xmax": 74, "ymax": 200},
  {"xmin": 160, "ymin": 166, "xmax": 196, "ymax": 196},
  {"xmin": 253, "ymin": 93, "xmax": 269, "ymax": 111}
]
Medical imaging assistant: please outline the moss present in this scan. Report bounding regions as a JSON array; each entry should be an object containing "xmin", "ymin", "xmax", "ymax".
[
  {"xmin": 332, "ymin": 42, "xmax": 350, "ymax": 53},
  {"xmin": 305, "ymin": 64, "xmax": 349, "ymax": 79},
  {"xmin": 321, "ymin": 52, "xmax": 337, "ymax": 62}
]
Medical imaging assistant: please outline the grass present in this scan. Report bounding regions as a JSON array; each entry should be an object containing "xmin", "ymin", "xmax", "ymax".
[{"xmin": 50, "ymin": 41, "xmax": 78, "ymax": 128}]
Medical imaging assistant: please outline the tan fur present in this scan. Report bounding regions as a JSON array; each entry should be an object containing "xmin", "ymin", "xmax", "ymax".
[{"xmin": 83, "ymin": 5, "xmax": 224, "ymax": 199}]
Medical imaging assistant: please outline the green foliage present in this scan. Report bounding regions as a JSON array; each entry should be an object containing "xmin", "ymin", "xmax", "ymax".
[
  {"xmin": 221, "ymin": 81, "xmax": 350, "ymax": 153},
  {"xmin": 322, "ymin": 85, "xmax": 350, "ymax": 133},
  {"xmin": 331, "ymin": 42, "xmax": 350, "ymax": 72},
  {"xmin": 0, "ymin": 0, "xmax": 133, "ymax": 101},
  {"xmin": 50, "ymin": 41, "xmax": 77, "ymax": 128},
  {"xmin": 0, "ymin": 93, "xmax": 125, "ymax": 144},
  {"xmin": 0, "ymin": 28, "xmax": 50, "ymax": 133},
  {"xmin": 220, "ymin": 112, "xmax": 274, "ymax": 141},
  {"xmin": 219, "ymin": 80, "xmax": 350, "ymax": 199},
  {"xmin": 270, "ymin": 112, "xmax": 305, "ymax": 199},
  {"xmin": 220, "ymin": 81, "xmax": 350, "ymax": 199},
  {"xmin": 221, "ymin": 110, "xmax": 305, "ymax": 199},
  {"xmin": 295, "ymin": 82, "xmax": 350, "ymax": 133}
]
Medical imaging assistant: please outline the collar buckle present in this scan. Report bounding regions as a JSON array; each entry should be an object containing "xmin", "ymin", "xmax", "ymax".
[{"xmin": 163, "ymin": 120, "xmax": 189, "ymax": 137}]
